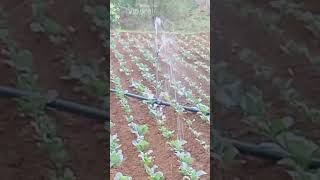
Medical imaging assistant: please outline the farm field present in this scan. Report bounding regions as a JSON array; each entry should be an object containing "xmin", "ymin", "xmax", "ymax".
[
  {"xmin": 110, "ymin": 31, "xmax": 210, "ymax": 179},
  {"xmin": 213, "ymin": 0, "xmax": 320, "ymax": 179},
  {"xmin": 0, "ymin": 0, "xmax": 107, "ymax": 179}
]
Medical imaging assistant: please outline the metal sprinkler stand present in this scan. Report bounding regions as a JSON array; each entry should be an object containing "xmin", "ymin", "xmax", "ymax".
[{"xmin": 155, "ymin": 47, "xmax": 161, "ymax": 102}]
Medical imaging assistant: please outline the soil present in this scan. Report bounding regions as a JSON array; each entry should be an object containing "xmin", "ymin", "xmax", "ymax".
[
  {"xmin": 137, "ymin": 33, "xmax": 210, "ymax": 104},
  {"xmin": 110, "ymin": 31, "xmax": 210, "ymax": 179},
  {"xmin": 0, "ymin": 0, "xmax": 107, "ymax": 179},
  {"xmin": 213, "ymin": 0, "xmax": 320, "ymax": 179}
]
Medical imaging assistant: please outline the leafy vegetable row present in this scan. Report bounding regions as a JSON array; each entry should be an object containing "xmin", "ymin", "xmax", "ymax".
[
  {"xmin": 0, "ymin": 6, "xmax": 75, "ymax": 179},
  {"xmin": 111, "ymin": 71, "xmax": 164, "ymax": 180},
  {"xmin": 111, "ymin": 49, "xmax": 208, "ymax": 179},
  {"xmin": 214, "ymin": 60, "xmax": 320, "ymax": 179}
]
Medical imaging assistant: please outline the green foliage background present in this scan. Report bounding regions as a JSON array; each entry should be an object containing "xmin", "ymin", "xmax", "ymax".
[{"xmin": 110, "ymin": 0, "xmax": 210, "ymax": 32}]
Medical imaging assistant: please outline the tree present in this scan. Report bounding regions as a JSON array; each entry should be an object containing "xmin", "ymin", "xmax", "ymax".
[{"xmin": 110, "ymin": 2, "xmax": 120, "ymax": 26}]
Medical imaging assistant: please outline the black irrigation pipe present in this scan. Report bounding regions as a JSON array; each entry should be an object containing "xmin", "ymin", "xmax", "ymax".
[
  {"xmin": 2, "ymin": 86, "xmax": 320, "ymax": 168},
  {"xmin": 110, "ymin": 88, "xmax": 210, "ymax": 115},
  {"xmin": 217, "ymin": 137, "xmax": 320, "ymax": 169},
  {"xmin": 0, "ymin": 86, "xmax": 108, "ymax": 122}
]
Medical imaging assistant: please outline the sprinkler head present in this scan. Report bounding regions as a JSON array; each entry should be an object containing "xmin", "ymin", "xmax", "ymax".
[{"xmin": 156, "ymin": 98, "xmax": 161, "ymax": 105}]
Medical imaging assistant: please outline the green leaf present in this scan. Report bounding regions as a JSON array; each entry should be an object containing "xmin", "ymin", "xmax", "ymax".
[
  {"xmin": 150, "ymin": 172, "xmax": 164, "ymax": 180},
  {"xmin": 43, "ymin": 18, "xmax": 64, "ymax": 34},
  {"xmin": 30, "ymin": 22, "xmax": 44, "ymax": 32},
  {"xmin": 133, "ymin": 139, "xmax": 150, "ymax": 152},
  {"xmin": 0, "ymin": 28, "xmax": 8, "ymax": 40},
  {"xmin": 62, "ymin": 168, "xmax": 75, "ymax": 180},
  {"xmin": 276, "ymin": 132, "xmax": 318, "ymax": 168},
  {"xmin": 11, "ymin": 49, "xmax": 33, "ymax": 72},
  {"xmin": 278, "ymin": 158, "xmax": 301, "ymax": 171},
  {"xmin": 110, "ymin": 150, "xmax": 123, "ymax": 167},
  {"xmin": 114, "ymin": 172, "xmax": 132, "ymax": 180},
  {"xmin": 269, "ymin": 117, "xmax": 294, "ymax": 136}
]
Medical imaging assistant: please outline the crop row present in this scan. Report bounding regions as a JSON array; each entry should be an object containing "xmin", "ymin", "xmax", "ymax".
[
  {"xmin": 141, "ymin": 33, "xmax": 210, "ymax": 75},
  {"xmin": 112, "ymin": 33, "xmax": 210, "ymax": 124},
  {"xmin": 114, "ymin": 32, "xmax": 209, "ymax": 104},
  {"xmin": 214, "ymin": 59, "xmax": 320, "ymax": 179},
  {"xmin": 110, "ymin": 61, "xmax": 208, "ymax": 179},
  {"xmin": 236, "ymin": 47, "xmax": 320, "ymax": 123},
  {"xmin": 111, "ymin": 71, "xmax": 164, "ymax": 179},
  {"xmin": 0, "ymin": 5, "xmax": 76, "ymax": 179},
  {"xmin": 1, "ymin": 1, "xmax": 107, "ymax": 179},
  {"xmin": 118, "ymin": 32, "xmax": 210, "ymax": 79},
  {"xmin": 113, "ymin": 35, "xmax": 209, "ymax": 151},
  {"xmin": 226, "ymin": 0, "xmax": 320, "ymax": 74}
]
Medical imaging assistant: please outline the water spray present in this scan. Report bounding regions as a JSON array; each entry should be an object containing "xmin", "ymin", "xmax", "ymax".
[
  {"xmin": 154, "ymin": 16, "xmax": 185, "ymax": 141},
  {"xmin": 154, "ymin": 16, "xmax": 161, "ymax": 102}
]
